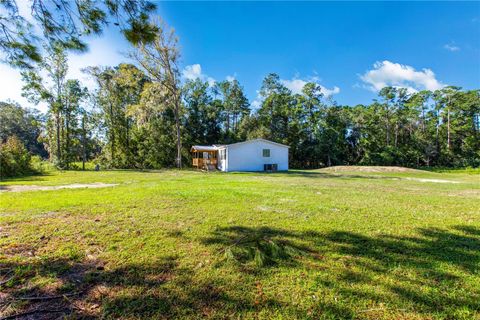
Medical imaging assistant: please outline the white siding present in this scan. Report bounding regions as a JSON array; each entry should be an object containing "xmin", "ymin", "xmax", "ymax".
[
  {"xmin": 225, "ymin": 140, "xmax": 288, "ymax": 172},
  {"xmin": 217, "ymin": 148, "xmax": 227, "ymax": 172}
]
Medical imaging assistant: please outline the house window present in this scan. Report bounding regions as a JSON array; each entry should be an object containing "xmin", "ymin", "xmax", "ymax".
[{"xmin": 262, "ymin": 149, "xmax": 270, "ymax": 157}]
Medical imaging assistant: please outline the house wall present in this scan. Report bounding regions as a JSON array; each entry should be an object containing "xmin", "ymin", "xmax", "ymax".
[{"xmin": 226, "ymin": 140, "xmax": 288, "ymax": 172}]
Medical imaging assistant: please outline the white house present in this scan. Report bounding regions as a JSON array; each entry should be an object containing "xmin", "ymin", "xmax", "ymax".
[{"xmin": 191, "ymin": 139, "xmax": 289, "ymax": 172}]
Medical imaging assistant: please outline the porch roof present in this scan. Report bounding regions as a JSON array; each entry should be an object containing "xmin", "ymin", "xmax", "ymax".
[{"xmin": 191, "ymin": 145, "xmax": 218, "ymax": 152}]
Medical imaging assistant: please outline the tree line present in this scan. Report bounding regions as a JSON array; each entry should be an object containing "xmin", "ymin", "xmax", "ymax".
[
  {"xmin": 3, "ymin": 63, "xmax": 479, "ymax": 172},
  {"xmin": 1, "ymin": 12, "xmax": 479, "ymax": 176}
]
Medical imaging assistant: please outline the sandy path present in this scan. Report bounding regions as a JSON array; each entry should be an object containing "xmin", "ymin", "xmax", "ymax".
[{"xmin": 0, "ymin": 183, "xmax": 119, "ymax": 192}]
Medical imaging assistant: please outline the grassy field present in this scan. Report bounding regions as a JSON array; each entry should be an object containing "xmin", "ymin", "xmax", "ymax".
[{"xmin": 0, "ymin": 168, "xmax": 479, "ymax": 319}]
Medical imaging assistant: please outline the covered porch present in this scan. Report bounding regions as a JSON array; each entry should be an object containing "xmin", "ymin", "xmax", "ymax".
[{"xmin": 191, "ymin": 145, "xmax": 218, "ymax": 169}]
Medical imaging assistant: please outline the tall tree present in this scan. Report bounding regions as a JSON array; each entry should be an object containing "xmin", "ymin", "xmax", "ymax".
[
  {"xmin": 129, "ymin": 81, "xmax": 177, "ymax": 168},
  {"xmin": 21, "ymin": 43, "xmax": 68, "ymax": 166},
  {"xmin": 216, "ymin": 79, "xmax": 250, "ymax": 140},
  {"xmin": 257, "ymin": 73, "xmax": 294, "ymax": 143},
  {"xmin": 131, "ymin": 18, "xmax": 183, "ymax": 168},
  {"xmin": 86, "ymin": 63, "xmax": 148, "ymax": 167},
  {"xmin": 183, "ymin": 79, "xmax": 222, "ymax": 145},
  {"xmin": 63, "ymin": 79, "xmax": 87, "ymax": 168}
]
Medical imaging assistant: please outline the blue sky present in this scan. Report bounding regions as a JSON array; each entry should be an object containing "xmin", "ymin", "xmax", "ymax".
[{"xmin": 1, "ymin": 1, "xmax": 479, "ymax": 110}]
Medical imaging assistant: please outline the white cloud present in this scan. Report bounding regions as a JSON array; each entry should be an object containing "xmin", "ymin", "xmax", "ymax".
[
  {"xmin": 182, "ymin": 64, "xmax": 215, "ymax": 86},
  {"xmin": 281, "ymin": 78, "xmax": 307, "ymax": 94},
  {"xmin": 280, "ymin": 76, "xmax": 340, "ymax": 97},
  {"xmin": 251, "ymin": 90, "xmax": 262, "ymax": 109},
  {"xmin": 226, "ymin": 75, "xmax": 235, "ymax": 82},
  {"xmin": 182, "ymin": 64, "xmax": 202, "ymax": 80},
  {"xmin": 321, "ymin": 85, "xmax": 341, "ymax": 97},
  {"xmin": 444, "ymin": 43, "xmax": 460, "ymax": 52},
  {"xmin": 360, "ymin": 60, "xmax": 446, "ymax": 93}
]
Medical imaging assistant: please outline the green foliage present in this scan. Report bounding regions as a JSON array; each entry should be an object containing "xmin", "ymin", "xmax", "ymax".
[
  {"xmin": 13, "ymin": 58, "xmax": 480, "ymax": 170},
  {"xmin": 183, "ymin": 79, "xmax": 223, "ymax": 145},
  {"xmin": 0, "ymin": 101, "xmax": 46, "ymax": 157},
  {"xmin": 86, "ymin": 59, "xmax": 255, "ymax": 169},
  {"xmin": 0, "ymin": 136, "xmax": 33, "ymax": 178},
  {"xmin": 29, "ymin": 155, "xmax": 54, "ymax": 173},
  {"xmin": 215, "ymin": 79, "xmax": 250, "ymax": 142},
  {"xmin": 89, "ymin": 73, "xmax": 479, "ymax": 169},
  {"xmin": 0, "ymin": 0, "xmax": 157, "ymax": 68},
  {"xmin": 14, "ymin": 44, "xmax": 478, "ymax": 171},
  {"xmin": 250, "ymin": 81, "xmax": 479, "ymax": 168}
]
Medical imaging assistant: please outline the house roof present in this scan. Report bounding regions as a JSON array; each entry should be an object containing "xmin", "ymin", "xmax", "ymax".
[
  {"xmin": 226, "ymin": 138, "xmax": 290, "ymax": 148},
  {"xmin": 190, "ymin": 139, "xmax": 289, "ymax": 152}
]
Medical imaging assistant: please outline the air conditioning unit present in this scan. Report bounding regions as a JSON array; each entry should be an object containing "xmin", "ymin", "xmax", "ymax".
[{"xmin": 264, "ymin": 164, "xmax": 278, "ymax": 172}]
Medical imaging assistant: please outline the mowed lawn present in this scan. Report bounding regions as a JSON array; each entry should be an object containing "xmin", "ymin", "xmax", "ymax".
[{"xmin": 0, "ymin": 168, "xmax": 479, "ymax": 319}]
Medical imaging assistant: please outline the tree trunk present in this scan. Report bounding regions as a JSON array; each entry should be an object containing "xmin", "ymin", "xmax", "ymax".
[
  {"xmin": 436, "ymin": 111, "xmax": 440, "ymax": 158},
  {"xmin": 386, "ymin": 123, "xmax": 390, "ymax": 146},
  {"xmin": 447, "ymin": 107, "xmax": 451, "ymax": 150},
  {"xmin": 174, "ymin": 97, "xmax": 182, "ymax": 168},
  {"xmin": 233, "ymin": 113, "xmax": 237, "ymax": 133},
  {"xmin": 65, "ymin": 111, "xmax": 70, "ymax": 169},
  {"xmin": 109, "ymin": 101, "xmax": 115, "ymax": 162},
  {"xmin": 385, "ymin": 111, "xmax": 390, "ymax": 146},
  {"xmin": 55, "ymin": 112, "xmax": 61, "ymax": 163},
  {"xmin": 421, "ymin": 107, "xmax": 426, "ymax": 133},
  {"xmin": 126, "ymin": 117, "xmax": 130, "ymax": 166},
  {"xmin": 82, "ymin": 113, "xmax": 86, "ymax": 171},
  {"xmin": 394, "ymin": 123, "xmax": 398, "ymax": 148},
  {"xmin": 226, "ymin": 112, "xmax": 230, "ymax": 135}
]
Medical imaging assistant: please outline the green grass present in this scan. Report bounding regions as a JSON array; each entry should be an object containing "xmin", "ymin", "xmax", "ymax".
[{"xmin": 0, "ymin": 168, "xmax": 479, "ymax": 319}]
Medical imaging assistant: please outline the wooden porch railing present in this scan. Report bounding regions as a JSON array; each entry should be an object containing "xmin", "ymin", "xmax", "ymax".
[{"xmin": 193, "ymin": 158, "xmax": 218, "ymax": 168}]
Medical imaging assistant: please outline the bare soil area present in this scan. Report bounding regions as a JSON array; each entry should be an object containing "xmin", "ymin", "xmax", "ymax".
[
  {"xmin": 403, "ymin": 177, "xmax": 460, "ymax": 184},
  {"xmin": 320, "ymin": 166, "xmax": 424, "ymax": 173}
]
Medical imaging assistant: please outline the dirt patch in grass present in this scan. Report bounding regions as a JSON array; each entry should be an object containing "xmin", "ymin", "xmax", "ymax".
[
  {"xmin": 403, "ymin": 177, "xmax": 460, "ymax": 184},
  {"xmin": 0, "ymin": 183, "xmax": 118, "ymax": 193},
  {"xmin": 318, "ymin": 166, "xmax": 463, "ymax": 183},
  {"xmin": 448, "ymin": 189, "xmax": 480, "ymax": 197},
  {"xmin": 320, "ymin": 166, "xmax": 425, "ymax": 173}
]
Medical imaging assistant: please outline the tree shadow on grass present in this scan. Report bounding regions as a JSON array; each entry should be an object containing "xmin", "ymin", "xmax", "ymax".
[
  {"xmin": 201, "ymin": 224, "xmax": 480, "ymax": 318},
  {"xmin": 201, "ymin": 226, "xmax": 323, "ymax": 269},
  {"xmin": 0, "ymin": 255, "xmax": 275, "ymax": 319},
  {"xmin": 0, "ymin": 172, "xmax": 54, "ymax": 184},
  {"xmin": 1, "ymin": 225, "xmax": 479, "ymax": 319}
]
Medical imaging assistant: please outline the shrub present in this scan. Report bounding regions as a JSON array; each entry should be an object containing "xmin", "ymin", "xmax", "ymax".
[
  {"xmin": 0, "ymin": 136, "xmax": 33, "ymax": 178},
  {"xmin": 30, "ymin": 155, "xmax": 54, "ymax": 173}
]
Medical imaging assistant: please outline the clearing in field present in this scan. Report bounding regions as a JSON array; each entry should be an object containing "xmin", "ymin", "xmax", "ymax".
[{"xmin": 0, "ymin": 168, "xmax": 479, "ymax": 319}]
